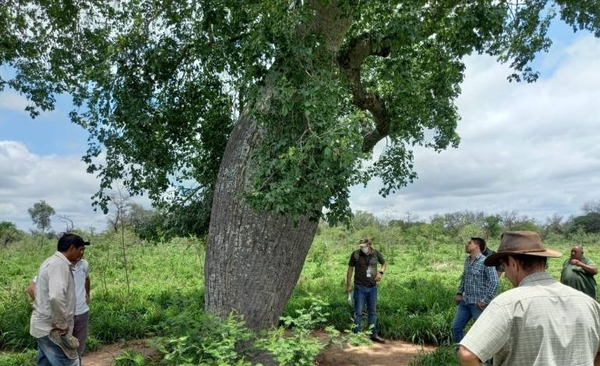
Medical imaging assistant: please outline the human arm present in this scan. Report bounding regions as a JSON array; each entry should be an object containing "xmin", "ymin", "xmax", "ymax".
[
  {"xmin": 26, "ymin": 281, "xmax": 36, "ymax": 301},
  {"xmin": 594, "ymin": 351, "xmax": 600, "ymax": 366},
  {"xmin": 481, "ymin": 265, "xmax": 499, "ymax": 307},
  {"xmin": 85, "ymin": 276, "xmax": 90, "ymax": 304},
  {"xmin": 375, "ymin": 252, "xmax": 387, "ymax": 281},
  {"xmin": 346, "ymin": 266, "xmax": 354, "ymax": 293},
  {"xmin": 47, "ymin": 263, "xmax": 72, "ymax": 331},
  {"xmin": 458, "ymin": 345, "xmax": 481, "ymax": 366},
  {"xmin": 456, "ymin": 261, "xmax": 465, "ymax": 304},
  {"xmin": 460, "ymin": 301, "xmax": 508, "ymax": 363},
  {"xmin": 571, "ymin": 258, "xmax": 598, "ymax": 275}
]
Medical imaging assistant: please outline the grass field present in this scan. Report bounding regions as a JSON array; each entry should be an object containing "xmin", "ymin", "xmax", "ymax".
[{"xmin": 1, "ymin": 225, "xmax": 597, "ymax": 365}]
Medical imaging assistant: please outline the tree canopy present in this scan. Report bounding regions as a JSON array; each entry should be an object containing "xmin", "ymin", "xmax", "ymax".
[
  {"xmin": 27, "ymin": 200, "xmax": 55, "ymax": 234},
  {"xmin": 3, "ymin": 1, "xmax": 598, "ymax": 227}
]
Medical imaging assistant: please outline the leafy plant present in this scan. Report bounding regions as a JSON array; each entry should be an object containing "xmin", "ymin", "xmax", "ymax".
[
  {"xmin": 256, "ymin": 297, "xmax": 368, "ymax": 366},
  {"xmin": 0, "ymin": 349, "xmax": 36, "ymax": 366},
  {"xmin": 158, "ymin": 311, "xmax": 254, "ymax": 366},
  {"xmin": 114, "ymin": 350, "xmax": 148, "ymax": 366}
]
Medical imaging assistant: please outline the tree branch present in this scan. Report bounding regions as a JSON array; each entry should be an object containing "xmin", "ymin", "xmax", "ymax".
[{"xmin": 337, "ymin": 33, "xmax": 392, "ymax": 152}]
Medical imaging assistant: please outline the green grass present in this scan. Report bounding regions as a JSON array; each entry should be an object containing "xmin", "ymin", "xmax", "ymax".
[{"xmin": 1, "ymin": 227, "xmax": 599, "ymax": 365}]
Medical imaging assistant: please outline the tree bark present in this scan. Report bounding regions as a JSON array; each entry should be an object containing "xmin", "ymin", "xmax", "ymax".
[{"xmin": 205, "ymin": 114, "xmax": 319, "ymax": 331}]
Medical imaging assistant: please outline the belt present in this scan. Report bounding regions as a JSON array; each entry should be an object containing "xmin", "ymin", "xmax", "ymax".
[{"xmin": 356, "ymin": 282, "xmax": 376, "ymax": 287}]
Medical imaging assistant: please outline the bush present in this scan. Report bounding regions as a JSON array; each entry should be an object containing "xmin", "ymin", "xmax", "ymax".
[{"xmin": 0, "ymin": 349, "xmax": 37, "ymax": 366}]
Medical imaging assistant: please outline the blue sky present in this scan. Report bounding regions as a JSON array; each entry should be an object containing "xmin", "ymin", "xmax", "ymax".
[{"xmin": 1, "ymin": 24, "xmax": 600, "ymax": 232}]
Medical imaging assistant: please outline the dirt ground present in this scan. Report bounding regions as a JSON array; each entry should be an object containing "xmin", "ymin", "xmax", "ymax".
[
  {"xmin": 81, "ymin": 335, "xmax": 436, "ymax": 366},
  {"xmin": 315, "ymin": 338, "xmax": 436, "ymax": 366}
]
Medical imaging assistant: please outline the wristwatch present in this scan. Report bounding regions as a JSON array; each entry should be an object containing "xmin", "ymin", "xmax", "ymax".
[{"xmin": 379, "ymin": 271, "xmax": 384, "ymax": 274}]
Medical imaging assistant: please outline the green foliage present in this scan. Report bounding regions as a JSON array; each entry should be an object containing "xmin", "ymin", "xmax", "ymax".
[
  {"xmin": 2, "ymin": 223, "xmax": 600, "ymax": 364},
  {"xmin": 158, "ymin": 311, "xmax": 254, "ymax": 366},
  {"xmin": 3, "ymin": 1, "xmax": 598, "ymax": 227},
  {"xmin": 4, "ymin": 1, "xmax": 599, "ymax": 333},
  {"xmin": 256, "ymin": 324, "xmax": 322, "ymax": 366},
  {"xmin": 569, "ymin": 213, "xmax": 600, "ymax": 234},
  {"xmin": 90, "ymin": 292, "xmax": 166, "ymax": 343},
  {"xmin": 483, "ymin": 215, "xmax": 503, "ymax": 239},
  {"xmin": 0, "ymin": 221, "xmax": 22, "ymax": 247},
  {"xmin": 351, "ymin": 211, "xmax": 383, "ymax": 230},
  {"xmin": 0, "ymin": 349, "xmax": 36, "ymax": 366},
  {"xmin": 27, "ymin": 200, "xmax": 55, "ymax": 234},
  {"xmin": 256, "ymin": 297, "xmax": 363, "ymax": 366},
  {"xmin": 0, "ymin": 288, "xmax": 36, "ymax": 350},
  {"xmin": 114, "ymin": 350, "xmax": 149, "ymax": 366},
  {"xmin": 0, "ymin": 234, "xmax": 203, "ymax": 353},
  {"xmin": 409, "ymin": 346, "xmax": 458, "ymax": 366}
]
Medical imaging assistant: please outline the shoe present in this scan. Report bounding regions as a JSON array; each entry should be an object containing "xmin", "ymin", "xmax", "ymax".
[{"xmin": 371, "ymin": 335, "xmax": 386, "ymax": 344}]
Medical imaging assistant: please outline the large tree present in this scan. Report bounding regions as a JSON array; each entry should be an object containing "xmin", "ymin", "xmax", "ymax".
[
  {"xmin": 27, "ymin": 200, "xmax": 55, "ymax": 236},
  {"xmin": 2, "ymin": 1, "xmax": 599, "ymax": 330}
]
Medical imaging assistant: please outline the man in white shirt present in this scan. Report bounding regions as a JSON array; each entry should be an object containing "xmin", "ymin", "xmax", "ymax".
[
  {"xmin": 30, "ymin": 233, "xmax": 89, "ymax": 366},
  {"xmin": 71, "ymin": 258, "xmax": 91, "ymax": 359},
  {"xmin": 28, "ymin": 256, "xmax": 91, "ymax": 361}
]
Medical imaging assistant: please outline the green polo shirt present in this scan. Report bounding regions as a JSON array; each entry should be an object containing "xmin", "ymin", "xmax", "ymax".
[{"xmin": 560, "ymin": 257, "xmax": 597, "ymax": 299}]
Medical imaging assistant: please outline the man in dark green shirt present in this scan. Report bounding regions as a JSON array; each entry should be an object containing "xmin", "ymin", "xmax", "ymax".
[{"xmin": 560, "ymin": 245, "xmax": 598, "ymax": 299}]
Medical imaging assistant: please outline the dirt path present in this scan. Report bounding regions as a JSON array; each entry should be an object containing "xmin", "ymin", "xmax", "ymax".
[
  {"xmin": 81, "ymin": 337, "xmax": 436, "ymax": 366},
  {"xmin": 315, "ymin": 338, "xmax": 436, "ymax": 366},
  {"xmin": 81, "ymin": 339, "xmax": 158, "ymax": 366}
]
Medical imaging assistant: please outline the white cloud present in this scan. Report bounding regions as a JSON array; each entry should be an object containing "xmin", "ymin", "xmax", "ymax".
[
  {"xmin": 0, "ymin": 92, "xmax": 31, "ymax": 115},
  {"xmin": 0, "ymin": 141, "xmax": 109, "ymax": 231},
  {"xmin": 350, "ymin": 35, "xmax": 600, "ymax": 223}
]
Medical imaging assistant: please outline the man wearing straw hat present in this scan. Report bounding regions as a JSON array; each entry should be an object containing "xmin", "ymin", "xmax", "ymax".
[{"xmin": 458, "ymin": 231, "xmax": 600, "ymax": 366}]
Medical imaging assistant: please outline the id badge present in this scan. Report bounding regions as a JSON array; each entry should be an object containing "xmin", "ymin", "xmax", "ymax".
[{"xmin": 366, "ymin": 268, "xmax": 372, "ymax": 278}]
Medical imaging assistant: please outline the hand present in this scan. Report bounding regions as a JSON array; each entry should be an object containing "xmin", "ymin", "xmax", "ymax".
[
  {"xmin": 346, "ymin": 285, "xmax": 352, "ymax": 293},
  {"xmin": 375, "ymin": 273, "xmax": 383, "ymax": 282},
  {"xmin": 51, "ymin": 324, "xmax": 69, "ymax": 335},
  {"xmin": 570, "ymin": 259, "xmax": 581, "ymax": 266},
  {"xmin": 477, "ymin": 301, "xmax": 487, "ymax": 310},
  {"xmin": 455, "ymin": 294, "xmax": 462, "ymax": 305}
]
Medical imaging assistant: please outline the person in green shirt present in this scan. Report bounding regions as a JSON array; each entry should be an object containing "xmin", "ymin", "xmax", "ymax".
[{"xmin": 560, "ymin": 245, "xmax": 598, "ymax": 299}]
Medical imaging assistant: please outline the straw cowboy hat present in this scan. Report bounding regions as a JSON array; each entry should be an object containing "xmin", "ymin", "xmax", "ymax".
[{"xmin": 484, "ymin": 231, "xmax": 562, "ymax": 266}]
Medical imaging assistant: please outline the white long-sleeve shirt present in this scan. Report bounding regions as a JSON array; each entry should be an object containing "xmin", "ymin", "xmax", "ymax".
[
  {"xmin": 31, "ymin": 259, "xmax": 90, "ymax": 316},
  {"xmin": 30, "ymin": 251, "xmax": 76, "ymax": 338}
]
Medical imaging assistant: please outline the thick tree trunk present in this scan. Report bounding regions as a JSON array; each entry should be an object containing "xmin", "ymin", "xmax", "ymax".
[{"xmin": 205, "ymin": 114, "xmax": 319, "ymax": 331}]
